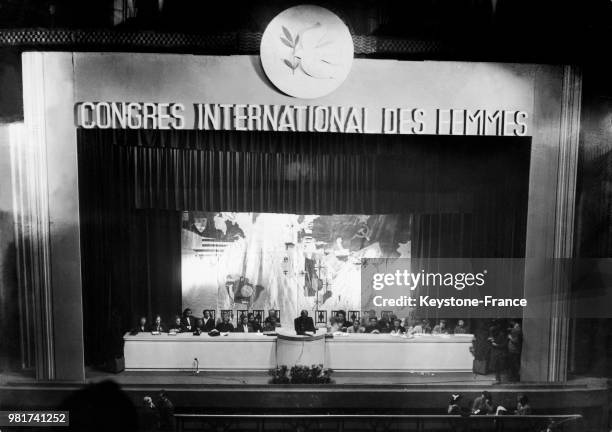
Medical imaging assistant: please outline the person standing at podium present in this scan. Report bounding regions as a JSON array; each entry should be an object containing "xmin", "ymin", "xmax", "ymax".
[{"xmin": 294, "ymin": 310, "xmax": 316, "ymax": 335}]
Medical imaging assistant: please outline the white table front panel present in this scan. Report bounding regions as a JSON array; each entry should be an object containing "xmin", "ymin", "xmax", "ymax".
[
  {"xmin": 325, "ymin": 334, "xmax": 473, "ymax": 372},
  {"xmin": 123, "ymin": 333, "xmax": 276, "ymax": 371}
]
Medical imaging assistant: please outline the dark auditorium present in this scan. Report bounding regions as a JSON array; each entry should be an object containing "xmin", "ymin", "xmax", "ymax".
[{"xmin": 0, "ymin": 1, "xmax": 611, "ymax": 431}]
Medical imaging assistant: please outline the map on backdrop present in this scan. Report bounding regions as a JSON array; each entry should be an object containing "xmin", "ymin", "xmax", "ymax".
[{"xmin": 181, "ymin": 212, "xmax": 412, "ymax": 321}]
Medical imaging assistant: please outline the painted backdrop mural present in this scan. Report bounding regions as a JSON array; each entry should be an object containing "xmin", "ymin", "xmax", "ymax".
[{"xmin": 181, "ymin": 212, "xmax": 411, "ymax": 322}]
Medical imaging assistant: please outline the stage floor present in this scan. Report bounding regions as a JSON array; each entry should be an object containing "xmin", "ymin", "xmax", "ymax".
[{"xmin": 86, "ymin": 369, "xmax": 496, "ymax": 386}]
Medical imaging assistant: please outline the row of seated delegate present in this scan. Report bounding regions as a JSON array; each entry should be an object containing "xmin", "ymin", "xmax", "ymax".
[{"xmin": 129, "ymin": 309, "xmax": 470, "ymax": 336}]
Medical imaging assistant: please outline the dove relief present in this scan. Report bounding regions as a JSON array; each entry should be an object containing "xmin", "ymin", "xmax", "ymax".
[{"xmin": 281, "ymin": 23, "xmax": 342, "ymax": 79}]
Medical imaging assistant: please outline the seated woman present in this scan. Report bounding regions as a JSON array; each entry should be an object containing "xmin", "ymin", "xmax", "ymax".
[
  {"xmin": 347, "ymin": 319, "xmax": 364, "ymax": 333},
  {"xmin": 193, "ymin": 318, "xmax": 204, "ymax": 335},
  {"xmin": 432, "ymin": 319, "xmax": 449, "ymax": 334},
  {"xmin": 334, "ymin": 310, "xmax": 350, "ymax": 330},
  {"xmin": 168, "ymin": 316, "xmax": 182, "ymax": 333},
  {"xmin": 389, "ymin": 318, "xmax": 406, "ymax": 335},
  {"xmin": 403, "ymin": 318, "xmax": 416, "ymax": 334},
  {"xmin": 411, "ymin": 319, "xmax": 424, "ymax": 334},
  {"xmin": 327, "ymin": 317, "xmax": 342, "ymax": 333},
  {"xmin": 364, "ymin": 317, "xmax": 379, "ymax": 333},
  {"xmin": 247, "ymin": 313, "xmax": 262, "ymax": 332},
  {"xmin": 150, "ymin": 315, "xmax": 166, "ymax": 333},
  {"xmin": 421, "ymin": 319, "xmax": 432, "ymax": 334},
  {"xmin": 215, "ymin": 313, "xmax": 235, "ymax": 333},
  {"xmin": 262, "ymin": 315, "xmax": 278, "ymax": 332},
  {"xmin": 377, "ymin": 316, "xmax": 392, "ymax": 334}
]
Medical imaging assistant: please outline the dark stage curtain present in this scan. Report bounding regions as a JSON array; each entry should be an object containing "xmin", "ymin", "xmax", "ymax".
[
  {"xmin": 80, "ymin": 129, "xmax": 529, "ymax": 219},
  {"xmin": 78, "ymin": 141, "xmax": 182, "ymax": 365},
  {"xmin": 77, "ymin": 129, "xmax": 530, "ymax": 364}
]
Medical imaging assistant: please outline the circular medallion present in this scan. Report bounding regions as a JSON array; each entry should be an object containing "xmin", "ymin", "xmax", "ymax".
[{"xmin": 260, "ymin": 5, "xmax": 354, "ymax": 99}]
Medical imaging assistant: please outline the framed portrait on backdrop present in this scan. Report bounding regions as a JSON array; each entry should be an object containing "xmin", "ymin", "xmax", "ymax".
[
  {"xmin": 237, "ymin": 310, "xmax": 248, "ymax": 323},
  {"xmin": 316, "ymin": 310, "xmax": 327, "ymax": 324},
  {"xmin": 348, "ymin": 310, "xmax": 360, "ymax": 323},
  {"xmin": 220, "ymin": 310, "xmax": 235, "ymax": 325},
  {"xmin": 270, "ymin": 309, "xmax": 281, "ymax": 323},
  {"xmin": 252, "ymin": 310, "xmax": 264, "ymax": 323}
]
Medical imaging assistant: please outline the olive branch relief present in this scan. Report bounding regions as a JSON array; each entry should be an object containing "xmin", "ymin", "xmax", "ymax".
[{"xmin": 281, "ymin": 26, "xmax": 300, "ymax": 74}]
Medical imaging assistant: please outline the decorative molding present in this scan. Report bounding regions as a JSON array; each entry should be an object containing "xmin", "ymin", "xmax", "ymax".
[
  {"xmin": 548, "ymin": 65, "xmax": 582, "ymax": 382},
  {"xmin": 8, "ymin": 123, "xmax": 34, "ymax": 370},
  {"xmin": 0, "ymin": 29, "xmax": 440, "ymax": 55},
  {"xmin": 15, "ymin": 53, "xmax": 55, "ymax": 380}
]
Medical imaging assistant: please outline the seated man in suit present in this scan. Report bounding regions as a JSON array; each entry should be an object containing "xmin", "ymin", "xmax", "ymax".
[
  {"xmin": 236, "ymin": 315, "xmax": 254, "ymax": 333},
  {"xmin": 151, "ymin": 315, "xmax": 166, "ymax": 333},
  {"xmin": 168, "ymin": 316, "xmax": 182, "ymax": 333},
  {"xmin": 294, "ymin": 310, "xmax": 316, "ymax": 335},
  {"xmin": 215, "ymin": 313, "xmax": 235, "ymax": 333},
  {"xmin": 247, "ymin": 313, "xmax": 262, "ymax": 332},
  {"xmin": 181, "ymin": 308, "xmax": 196, "ymax": 332},
  {"xmin": 201, "ymin": 310, "xmax": 216, "ymax": 332}
]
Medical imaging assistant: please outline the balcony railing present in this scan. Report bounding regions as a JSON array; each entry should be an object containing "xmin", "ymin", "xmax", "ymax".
[{"xmin": 175, "ymin": 413, "xmax": 584, "ymax": 432}]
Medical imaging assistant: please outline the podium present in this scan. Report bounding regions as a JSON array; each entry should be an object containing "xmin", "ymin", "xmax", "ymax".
[{"xmin": 276, "ymin": 331, "xmax": 326, "ymax": 367}]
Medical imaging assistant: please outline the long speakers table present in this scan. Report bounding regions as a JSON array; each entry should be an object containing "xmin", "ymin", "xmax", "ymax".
[{"xmin": 123, "ymin": 332, "xmax": 474, "ymax": 372}]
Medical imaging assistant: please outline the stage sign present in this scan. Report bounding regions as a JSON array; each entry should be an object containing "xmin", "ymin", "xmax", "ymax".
[{"xmin": 75, "ymin": 101, "xmax": 528, "ymax": 136}]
